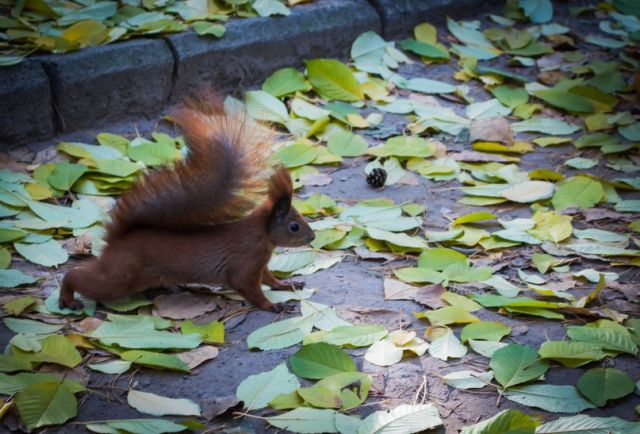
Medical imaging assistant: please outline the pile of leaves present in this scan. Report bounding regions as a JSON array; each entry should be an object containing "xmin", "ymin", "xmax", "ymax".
[
  {"xmin": 0, "ymin": 0, "xmax": 307, "ymax": 66},
  {"xmin": 0, "ymin": 0, "xmax": 639, "ymax": 432}
]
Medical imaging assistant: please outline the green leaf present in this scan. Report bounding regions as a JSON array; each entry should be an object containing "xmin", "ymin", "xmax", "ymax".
[
  {"xmin": 577, "ymin": 368, "xmax": 635, "ymax": 407},
  {"xmin": 398, "ymin": 77, "xmax": 456, "ymax": 94},
  {"xmin": 504, "ymin": 384, "xmax": 595, "ymax": 413},
  {"xmin": 236, "ymin": 362, "xmax": 300, "ymax": 411},
  {"xmin": 538, "ymin": 341, "xmax": 607, "ymax": 368},
  {"xmin": 127, "ymin": 141, "xmax": 180, "ymax": 167},
  {"xmin": 47, "ymin": 163, "xmax": 88, "ymax": 191},
  {"xmin": 443, "ymin": 370, "xmax": 494, "ymax": 390},
  {"xmin": 3, "ymin": 296, "xmax": 37, "ymax": 316},
  {"xmin": 0, "ymin": 269, "xmax": 37, "ymax": 288},
  {"xmin": 245, "ymin": 90, "xmax": 289, "ymax": 124},
  {"xmin": 492, "ymin": 86, "xmax": 529, "ymax": 108},
  {"xmin": 368, "ymin": 136, "xmax": 434, "ymax": 158},
  {"xmin": 567, "ymin": 322, "xmax": 638, "ymax": 355},
  {"xmin": 490, "ymin": 343, "xmax": 549, "ymax": 389},
  {"xmin": 358, "ymin": 403, "xmax": 443, "ymax": 434},
  {"xmin": 88, "ymin": 360, "xmax": 132, "ymax": 374},
  {"xmin": 536, "ymin": 414, "xmax": 640, "ymax": 434},
  {"xmin": 86, "ymin": 419, "xmax": 187, "ymax": 434},
  {"xmin": 298, "ymin": 371, "xmax": 371, "ymax": 410},
  {"xmin": 14, "ymin": 240, "xmax": 68, "ymax": 267},
  {"xmin": 511, "ymin": 117, "xmax": 580, "ymax": 135},
  {"xmin": 453, "ymin": 211, "xmax": 496, "ymax": 225},
  {"xmin": 326, "ymin": 129, "xmax": 368, "ymax": 157},
  {"xmin": 263, "ymin": 67, "xmax": 310, "ymax": 97},
  {"xmin": 551, "ymin": 176, "xmax": 605, "ymax": 210},
  {"xmin": 120, "ymin": 350, "xmax": 189, "ymax": 372},
  {"xmin": 191, "ymin": 21, "xmax": 225, "ymax": 37},
  {"xmin": 304, "ymin": 324, "xmax": 387, "ymax": 347},
  {"xmin": 3, "ymin": 318, "xmax": 63, "ymax": 335},
  {"xmin": 418, "ymin": 306, "xmax": 479, "ymax": 326},
  {"xmin": 91, "ymin": 320, "xmax": 202, "ymax": 349},
  {"xmin": 305, "ymin": 59, "xmax": 363, "ymax": 101},
  {"xmin": 399, "ymin": 38, "xmax": 449, "ymax": 59},
  {"xmin": 127, "ymin": 389, "xmax": 201, "ymax": 416},
  {"xmin": 274, "ymin": 143, "xmax": 319, "ymax": 168},
  {"xmin": 289, "ymin": 343, "xmax": 356, "ymax": 379},
  {"xmin": 267, "ymin": 408, "xmax": 339, "ymax": 433},
  {"xmin": 12, "ymin": 335, "xmax": 82, "ymax": 368},
  {"xmin": 16, "ymin": 382, "xmax": 77, "ymax": 430},
  {"xmin": 461, "ymin": 321, "xmax": 511, "ymax": 343},
  {"xmin": 0, "ymin": 54, "xmax": 24, "ymax": 67},
  {"xmin": 253, "ymin": 0, "xmax": 290, "ymax": 16},
  {"xmin": 247, "ymin": 314, "xmax": 316, "ymax": 350},
  {"xmin": 0, "ymin": 372, "xmax": 85, "ymax": 394},
  {"xmin": 418, "ymin": 248, "xmax": 468, "ymax": 271},
  {"xmin": 44, "ymin": 288, "xmax": 96, "ymax": 316},
  {"xmin": 180, "ymin": 320, "xmax": 224, "ymax": 344},
  {"xmin": 460, "ymin": 409, "xmax": 538, "ymax": 434},
  {"xmin": 428, "ymin": 330, "xmax": 467, "ymax": 361},
  {"xmin": 447, "ymin": 17, "xmax": 494, "ymax": 48},
  {"xmin": 500, "ymin": 181, "xmax": 555, "ymax": 203},
  {"xmin": 519, "ymin": 0, "xmax": 553, "ymax": 23}
]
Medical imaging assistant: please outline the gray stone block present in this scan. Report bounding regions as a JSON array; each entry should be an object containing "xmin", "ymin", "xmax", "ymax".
[
  {"xmin": 0, "ymin": 61, "xmax": 53, "ymax": 148},
  {"xmin": 167, "ymin": 0, "xmax": 381, "ymax": 100},
  {"xmin": 40, "ymin": 39, "xmax": 174, "ymax": 132},
  {"xmin": 369, "ymin": 0, "xmax": 489, "ymax": 39}
]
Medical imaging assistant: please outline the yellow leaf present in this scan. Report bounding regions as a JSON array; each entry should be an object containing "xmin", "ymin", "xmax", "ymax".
[{"xmin": 62, "ymin": 20, "xmax": 108, "ymax": 47}]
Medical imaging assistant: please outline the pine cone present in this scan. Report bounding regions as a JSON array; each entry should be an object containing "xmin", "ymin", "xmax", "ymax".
[{"xmin": 367, "ymin": 168, "xmax": 387, "ymax": 188}]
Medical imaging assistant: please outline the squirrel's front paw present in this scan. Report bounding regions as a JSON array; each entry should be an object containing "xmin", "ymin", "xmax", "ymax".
[
  {"xmin": 59, "ymin": 297, "xmax": 83, "ymax": 310},
  {"xmin": 271, "ymin": 302, "xmax": 295, "ymax": 314}
]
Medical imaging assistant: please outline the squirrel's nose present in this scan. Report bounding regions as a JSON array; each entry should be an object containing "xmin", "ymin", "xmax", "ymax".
[{"xmin": 308, "ymin": 231, "xmax": 316, "ymax": 243}]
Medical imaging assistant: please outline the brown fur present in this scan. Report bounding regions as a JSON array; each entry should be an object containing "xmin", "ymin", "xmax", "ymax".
[{"xmin": 60, "ymin": 94, "xmax": 314, "ymax": 312}]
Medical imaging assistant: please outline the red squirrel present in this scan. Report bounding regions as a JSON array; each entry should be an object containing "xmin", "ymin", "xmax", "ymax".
[{"xmin": 60, "ymin": 94, "xmax": 315, "ymax": 312}]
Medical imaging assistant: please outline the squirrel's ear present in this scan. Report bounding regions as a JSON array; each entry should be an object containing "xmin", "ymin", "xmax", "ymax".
[{"xmin": 271, "ymin": 194, "xmax": 291, "ymax": 223}]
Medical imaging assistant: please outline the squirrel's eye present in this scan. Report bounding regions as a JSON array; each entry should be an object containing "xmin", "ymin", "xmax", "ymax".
[{"xmin": 289, "ymin": 222, "xmax": 300, "ymax": 232}]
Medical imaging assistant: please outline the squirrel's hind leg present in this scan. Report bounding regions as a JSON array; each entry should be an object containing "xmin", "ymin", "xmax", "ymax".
[
  {"xmin": 261, "ymin": 267, "xmax": 304, "ymax": 291},
  {"xmin": 229, "ymin": 270, "xmax": 274, "ymax": 311},
  {"xmin": 60, "ymin": 258, "xmax": 143, "ymax": 309}
]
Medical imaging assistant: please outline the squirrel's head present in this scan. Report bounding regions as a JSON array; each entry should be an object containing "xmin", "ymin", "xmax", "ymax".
[{"xmin": 267, "ymin": 167, "xmax": 315, "ymax": 247}]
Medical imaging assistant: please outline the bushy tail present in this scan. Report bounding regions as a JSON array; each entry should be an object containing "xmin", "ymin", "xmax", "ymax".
[{"xmin": 106, "ymin": 92, "xmax": 274, "ymax": 240}]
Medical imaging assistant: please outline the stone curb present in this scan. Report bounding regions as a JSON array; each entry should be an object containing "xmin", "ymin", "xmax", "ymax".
[{"xmin": 0, "ymin": 0, "xmax": 485, "ymax": 149}]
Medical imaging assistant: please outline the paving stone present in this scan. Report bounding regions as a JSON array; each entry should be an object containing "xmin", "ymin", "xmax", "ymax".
[
  {"xmin": 166, "ymin": 0, "xmax": 381, "ymax": 100},
  {"xmin": 369, "ymin": 0, "xmax": 489, "ymax": 39},
  {"xmin": 39, "ymin": 39, "xmax": 174, "ymax": 132},
  {"xmin": 0, "ymin": 60, "xmax": 52, "ymax": 148}
]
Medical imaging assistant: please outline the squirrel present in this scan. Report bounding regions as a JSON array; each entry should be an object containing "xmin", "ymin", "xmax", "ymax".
[{"xmin": 59, "ymin": 93, "xmax": 315, "ymax": 312}]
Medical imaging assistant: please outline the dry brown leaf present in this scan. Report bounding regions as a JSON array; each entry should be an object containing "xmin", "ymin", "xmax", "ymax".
[
  {"xmin": 537, "ymin": 71, "xmax": 566, "ymax": 86},
  {"xmin": 39, "ymin": 365, "xmax": 90, "ymax": 385},
  {"xmin": 384, "ymin": 278, "xmax": 419, "ymax": 301},
  {"xmin": 469, "ymin": 117, "xmax": 513, "ymax": 145},
  {"xmin": 153, "ymin": 292, "xmax": 220, "ymax": 319},
  {"xmin": 397, "ymin": 172, "xmax": 420, "ymax": 186},
  {"xmin": 200, "ymin": 395, "xmax": 240, "ymax": 420},
  {"xmin": 449, "ymin": 151, "xmax": 509, "ymax": 162},
  {"xmin": 63, "ymin": 232, "xmax": 94, "ymax": 256},
  {"xmin": 354, "ymin": 247, "xmax": 397, "ymax": 262},
  {"xmin": 413, "ymin": 283, "xmax": 446, "ymax": 309},
  {"xmin": 431, "ymin": 140, "xmax": 448, "ymax": 159},
  {"xmin": 581, "ymin": 208, "xmax": 628, "ymax": 222},
  {"xmin": 176, "ymin": 345, "xmax": 219, "ymax": 369},
  {"xmin": 72, "ymin": 317, "xmax": 103, "ymax": 334},
  {"xmin": 408, "ymin": 94, "xmax": 441, "ymax": 107},
  {"xmin": 335, "ymin": 305, "xmax": 411, "ymax": 329},
  {"xmin": 299, "ymin": 172, "xmax": 332, "ymax": 186}
]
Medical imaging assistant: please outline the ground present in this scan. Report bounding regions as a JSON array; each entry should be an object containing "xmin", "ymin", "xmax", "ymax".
[{"xmin": 1, "ymin": 1, "xmax": 639, "ymax": 433}]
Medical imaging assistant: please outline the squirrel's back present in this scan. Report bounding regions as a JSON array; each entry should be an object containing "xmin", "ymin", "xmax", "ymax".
[{"xmin": 106, "ymin": 93, "xmax": 274, "ymax": 240}]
